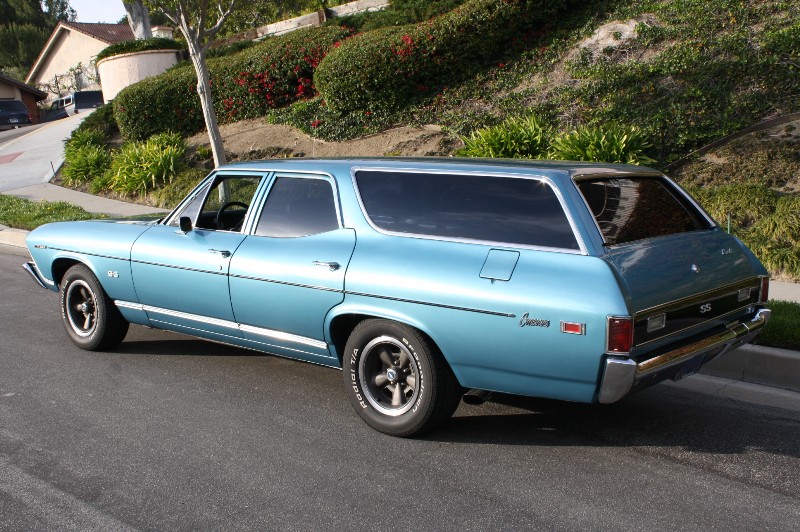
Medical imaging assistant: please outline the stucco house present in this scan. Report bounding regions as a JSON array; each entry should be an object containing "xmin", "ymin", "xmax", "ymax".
[
  {"xmin": 25, "ymin": 22, "xmax": 134, "ymax": 100},
  {"xmin": 0, "ymin": 72, "xmax": 48, "ymax": 124}
]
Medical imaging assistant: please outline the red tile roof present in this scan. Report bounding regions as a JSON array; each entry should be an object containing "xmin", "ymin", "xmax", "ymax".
[{"xmin": 61, "ymin": 22, "xmax": 134, "ymax": 44}]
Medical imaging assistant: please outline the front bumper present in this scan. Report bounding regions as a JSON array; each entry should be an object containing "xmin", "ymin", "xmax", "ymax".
[
  {"xmin": 23, "ymin": 261, "xmax": 52, "ymax": 289},
  {"xmin": 598, "ymin": 308, "xmax": 772, "ymax": 403}
]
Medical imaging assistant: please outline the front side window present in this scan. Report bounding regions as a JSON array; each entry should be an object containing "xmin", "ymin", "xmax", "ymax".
[
  {"xmin": 355, "ymin": 170, "xmax": 580, "ymax": 250},
  {"xmin": 169, "ymin": 174, "xmax": 262, "ymax": 232},
  {"xmin": 254, "ymin": 176, "xmax": 339, "ymax": 238},
  {"xmin": 576, "ymin": 177, "xmax": 711, "ymax": 245}
]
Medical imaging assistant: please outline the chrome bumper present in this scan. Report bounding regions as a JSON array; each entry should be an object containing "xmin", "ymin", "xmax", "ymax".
[
  {"xmin": 598, "ymin": 308, "xmax": 772, "ymax": 403},
  {"xmin": 23, "ymin": 261, "xmax": 50, "ymax": 289}
]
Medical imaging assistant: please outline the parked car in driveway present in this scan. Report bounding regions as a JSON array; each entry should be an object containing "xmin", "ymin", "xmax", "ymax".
[
  {"xmin": 23, "ymin": 158, "xmax": 771, "ymax": 436},
  {"xmin": 44, "ymin": 90, "xmax": 104, "ymax": 121},
  {"xmin": 0, "ymin": 98, "xmax": 32, "ymax": 130}
]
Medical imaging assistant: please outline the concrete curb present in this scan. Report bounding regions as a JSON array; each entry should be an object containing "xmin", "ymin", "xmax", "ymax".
[
  {"xmin": 700, "ymin": 343, "xmax": 800, "ymax": 393},
  {"xmin": 0, "ymin": 225, "xmax": 28, "ymax": 248}
]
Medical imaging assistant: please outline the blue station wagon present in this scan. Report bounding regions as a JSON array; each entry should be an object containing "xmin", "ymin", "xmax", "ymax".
[{"xmin": 24, "ymin": 158, "xmax": 772, "ymax": 436}]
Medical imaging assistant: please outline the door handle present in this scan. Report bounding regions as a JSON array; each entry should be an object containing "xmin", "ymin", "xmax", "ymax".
[
  {"xmin": 209, "ymin": 249, "xmax": 232, "ymax": 258},
  {"xmin": 313, "ymin": 261, "xmax": 340, "ymax": 271}
]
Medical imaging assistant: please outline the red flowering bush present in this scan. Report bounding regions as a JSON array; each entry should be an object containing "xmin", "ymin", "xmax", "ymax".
[
  {"xmin": 114, "ymin": 26, "xmax": 352, "ymax": 141},
  {"xmin": 315, "ymin": 0, "xmax": 565, "ymax": 113}
]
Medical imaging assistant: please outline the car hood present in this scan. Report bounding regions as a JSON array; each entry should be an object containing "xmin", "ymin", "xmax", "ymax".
[{"xmin": 27, "ymin": 219, "xmax": 160, "ymax": 259}]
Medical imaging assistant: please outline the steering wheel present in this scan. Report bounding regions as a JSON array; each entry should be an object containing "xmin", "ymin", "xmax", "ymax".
[{"xmin": 216, "ymin": 201, "xmax": 249, "ymax": 231}]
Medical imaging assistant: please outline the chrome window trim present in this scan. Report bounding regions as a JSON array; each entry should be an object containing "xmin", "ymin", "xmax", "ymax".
[
  {"xmin": 115, "ymin": 301, "xmax": 328, "ymax": 350},
  {"xmin": 247, "ymin": 170, "xmax": 344, "ymax": 238},
  {"xmin": 350, "ymin": 166, "xmax": 589, "ymax": 256},
  {"xmin": 571, "ymin": 173, "xmax": 717, "ymax": 246}
]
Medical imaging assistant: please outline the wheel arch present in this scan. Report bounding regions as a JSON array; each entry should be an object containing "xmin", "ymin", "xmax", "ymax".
[
  {"xmin": 326, "ymin": 307, "xmax": 462, "ymax": 385},
  {"xmin": 51, "ymin": 255, "xmax": 92, "ymax": 287}
]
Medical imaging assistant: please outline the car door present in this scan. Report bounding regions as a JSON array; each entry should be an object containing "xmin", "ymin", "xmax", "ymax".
[
  {"xmin": 130, "ymin": 172, "xmax": 266, "ymax": 339},
  {"xmin": 228, "ymin": 173, "xmax": 356, "ymax": 362}
]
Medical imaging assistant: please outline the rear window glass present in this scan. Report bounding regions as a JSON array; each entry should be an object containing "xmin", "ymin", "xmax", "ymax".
[
  {"xmin": 576, "ymin": 177, "xmax": 710, "ymax": 245},
  {"xmin": 355, "ymin": 171, "xmax": 580, "ymax": 250},
  {"xmin": 0, "ymin": 100, "xmax": 27, "ymax": 112}
]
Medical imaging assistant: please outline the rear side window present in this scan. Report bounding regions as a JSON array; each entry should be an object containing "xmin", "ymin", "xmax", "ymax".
[
  {"xmin": 355, "ymin": 171, "xmax": 580, "ymax": 250},
  {"xmin": 576, "ymin": 177, "xmax": 710, "ymax": 245},
  {"xmin": 255, "ymin": 176, "xmax": 339, "ymax": 238}
]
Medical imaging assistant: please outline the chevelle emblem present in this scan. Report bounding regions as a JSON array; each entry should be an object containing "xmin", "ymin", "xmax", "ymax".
[{"xmin": 519, "ymin": 313, "xmax": 550, "ymax": 328}]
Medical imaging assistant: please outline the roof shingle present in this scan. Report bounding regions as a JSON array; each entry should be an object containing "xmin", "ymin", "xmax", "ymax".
[{"xmin": 61, "ymin": 22, "xmax": 134, "ymax": 44}]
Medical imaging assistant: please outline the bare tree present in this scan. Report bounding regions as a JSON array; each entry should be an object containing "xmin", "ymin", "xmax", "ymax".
[
  {"xmin": 144, "ymin": 0, "xmax": 237, "ymax": 167},
  {"xmin": 124, "ymin": 1, "xmax": 153, "ymax": 39}
]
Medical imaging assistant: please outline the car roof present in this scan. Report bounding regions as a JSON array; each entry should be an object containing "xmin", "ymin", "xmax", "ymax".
[{"xmin": 214, "ymin": 157, "xmax": 663, "ymax": 179}]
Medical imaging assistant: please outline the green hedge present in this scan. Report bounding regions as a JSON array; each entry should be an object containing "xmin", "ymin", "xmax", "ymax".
[
  {"xmin": 97, "ymin": 37, "xmax": 183, "ymax": 62},
  {"xmin": 315, "ymin": 0, "xmax": 565, "ymax": 113},
  {"xmin": 113, "ymin": 26, "xmax": 352, "ymax": 141}
]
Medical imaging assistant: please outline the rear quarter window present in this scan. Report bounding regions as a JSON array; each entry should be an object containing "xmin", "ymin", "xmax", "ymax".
[
  {"xmin": 576, "ymin": 177, "xmax": 711, "ymax": 245},
  {"xmin": 355, "ymin": 170, "xmax": 580, "ymax": 250}
]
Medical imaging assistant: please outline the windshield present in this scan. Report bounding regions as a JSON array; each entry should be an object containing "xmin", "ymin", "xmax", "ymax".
[{"xmin": 576, "ymin": 177, "xmax": 711, "ymax": 245}]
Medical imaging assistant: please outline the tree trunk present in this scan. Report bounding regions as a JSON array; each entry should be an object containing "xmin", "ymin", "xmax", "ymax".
[
  {"xmin": 124, "ymin": 1, "xmax": 153, "ymax": 39},
  {"xmin": 186, "ymin": 39, "xmax": 226, "ymax": 168}
]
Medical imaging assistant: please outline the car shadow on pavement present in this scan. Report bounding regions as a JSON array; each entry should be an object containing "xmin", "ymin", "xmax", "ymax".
[{"xmin": 433, "ymin": 387, "xmax": 800, "ymax": 460}]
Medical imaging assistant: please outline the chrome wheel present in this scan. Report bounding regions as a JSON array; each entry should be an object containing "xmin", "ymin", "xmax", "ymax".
[
  {"xmin": 358, "ymin": 335, "xmax": 420, "ymax": 416},
  {"xmin": 65, "ymin": 279, "xmax": 97, "ymax": 338}
]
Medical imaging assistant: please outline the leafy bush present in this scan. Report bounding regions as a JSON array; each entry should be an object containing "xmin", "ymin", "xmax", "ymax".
[
  {"xmin": 758, "ymin": 300, "xmax": 800, "ymax": 350},
  {"xmin": 690, "ymin": 184, "xmax": 778, "ymax": 229},
  {"xmin": 331, "ymin": 0, "xmax": 467, "ymax": 31},
  {"xmin": 113, "ymin": 25, "xmax": 352, "ymax": 141},
  {"xmin": 97, "ymin": 37, "xmax": 183, "ymax": 62},
  {"xmin": 61, "ymin": 145, "xmax": 112, "ymax": 187},
  {"xmin": 73, "ymin": 103, "xmax": 119, "ymax": 138},
  {"xmin": 62, "ymin": 129, "xmax": 112, "ymax": 186},
  {"xmin": 458, "ymin": 115, "xmax": 550, "ymax": 158},
  {"xmin": 548, "ymin": 123, "xmax": 656, "ymax": 164},
  {"xmin": 105, "ymin": 133, "xmax": 186, "ymax": 196},
  {"xmin": 315, "ymin": 0, "xmax": 566, "ymax": 113}
]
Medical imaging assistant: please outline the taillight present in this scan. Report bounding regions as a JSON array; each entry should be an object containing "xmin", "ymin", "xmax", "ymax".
[
  {"xmin": 759, "ymin": 276, "xmax": 769, "ymax": 303},
  {"xmin": 607, "ymin": 316, "xmax": 633, "ymax": 354}
]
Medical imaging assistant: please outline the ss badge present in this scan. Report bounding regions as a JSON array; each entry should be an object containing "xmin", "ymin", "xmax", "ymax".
[
  {"xmin": 699, "ymin": 303, "xmax": 712, "ymax": 313},
  {"xmin": 107, "ymin": 271, "xmax": 119, "ymax": 278}
]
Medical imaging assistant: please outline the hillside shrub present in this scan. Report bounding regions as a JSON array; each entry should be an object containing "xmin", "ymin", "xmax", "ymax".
[
  {"xmin": 61, "ymin": 145, "xmax": 112, "ymax": 187},
  {"xmin": 315, "ymin": 0, "xmax": 566, "ymax": 113},
  {"xmin": 458, "ymin": 115, "xmax": 550, "ymax": 158},
  {"xmin": 62, "ymin": 129, "xmax": 111, "ymax": 186},
  {"xmin": 97, "ymin": 37, "xmax": 183, "ymax": 62},
  {"xmin": 73, "ymin": 103, "xmax": 119, "ymax": 138},
  {"xmin": 113, "ymin": 25, "xmax": 352, "ymax": 141},
  {"xmin": 548, "ymin": 124, "xmax": 656, "ymax": 165},
  {"xmin": 105, "ymin": 132, "xmax": 186, "ymax": 196}
]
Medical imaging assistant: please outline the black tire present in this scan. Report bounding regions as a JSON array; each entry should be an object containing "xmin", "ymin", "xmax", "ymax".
[
  {"xmin": 59, "ymin": 264, "xmax": 129, "ymax": 351},
  {"xmin": 342, "ymin": 319, "xmax": 461, "ymax": 437}
]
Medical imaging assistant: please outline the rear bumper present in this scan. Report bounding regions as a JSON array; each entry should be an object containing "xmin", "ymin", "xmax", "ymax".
[{"xmin": 598, "ymin": 308, "xmax": 772, "ymax": 403}]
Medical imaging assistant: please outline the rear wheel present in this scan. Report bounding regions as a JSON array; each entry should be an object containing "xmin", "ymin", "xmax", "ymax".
[
  {"xmin": 343, "ymin": 319, "xmax": 461, "ymax": 437},
  {"xmin": 59, "ymin": 264, "xmax": 129, "ymax": 351}
]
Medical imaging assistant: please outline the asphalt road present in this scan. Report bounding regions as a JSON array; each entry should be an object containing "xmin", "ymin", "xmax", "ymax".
[{"xmin": 1, "ymin": 246, "xmax": 799, "ymax": 531}]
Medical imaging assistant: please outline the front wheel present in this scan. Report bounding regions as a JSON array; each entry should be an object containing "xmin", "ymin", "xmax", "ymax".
[
  {"xmin": 342, "ymin": 319, "xmax": 461, "ymax": 437},
  {"xmin": 59, "ymin": 264, "xmax": 129, "ymax": 351}
]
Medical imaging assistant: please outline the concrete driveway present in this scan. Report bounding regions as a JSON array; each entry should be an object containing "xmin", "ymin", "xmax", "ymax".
[{"xmin": 0, "ymin": 114, "xmax": 86, "ymax": 193}]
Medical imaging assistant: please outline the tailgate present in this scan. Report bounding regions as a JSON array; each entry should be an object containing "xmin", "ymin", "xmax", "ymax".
[{"xmin": 605, "ymin": 230, "xmax": 762, "ymax": 348}]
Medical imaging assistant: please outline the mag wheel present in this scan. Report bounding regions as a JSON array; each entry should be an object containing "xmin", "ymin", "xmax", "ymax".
[
  {"xmin": 343, "ymin": 319, "xmax": 461, "ymax": 437},
  {"xmin": 60, "ymin": 264, "xmax": 129, "ymax": 351}
]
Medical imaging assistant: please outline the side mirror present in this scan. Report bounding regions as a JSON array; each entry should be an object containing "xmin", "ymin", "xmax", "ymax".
[{"xmin": 178, "ymin": 216, "xmax": 193, "ymax": 233}]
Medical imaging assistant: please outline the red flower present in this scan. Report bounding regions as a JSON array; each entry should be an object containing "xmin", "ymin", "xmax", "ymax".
[{"xmin": 310, "ymin": 119, "xmax": 322, "ymax": 128}]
